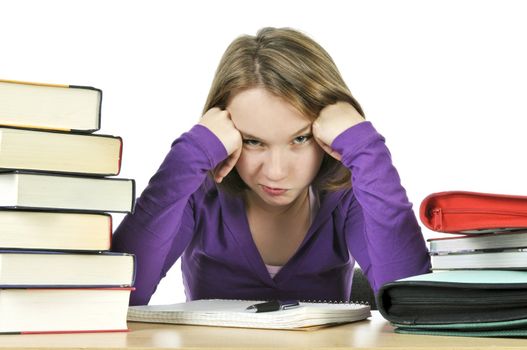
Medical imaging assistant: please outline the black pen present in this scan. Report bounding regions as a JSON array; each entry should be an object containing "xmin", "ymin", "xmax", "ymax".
[{"xmin": 245, "ymin": 300, "xmax": 300, "ymax": 313}]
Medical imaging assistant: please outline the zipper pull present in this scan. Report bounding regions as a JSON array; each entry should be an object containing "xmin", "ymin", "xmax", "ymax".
[{"xmin": 431, "ymin": 208, "xmax": 442, "ymax": 231}]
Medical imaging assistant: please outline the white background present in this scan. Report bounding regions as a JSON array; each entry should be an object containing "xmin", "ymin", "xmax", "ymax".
[{"xmin": 2, "ymin": 0, "xmax": 526, "ymax": 305}]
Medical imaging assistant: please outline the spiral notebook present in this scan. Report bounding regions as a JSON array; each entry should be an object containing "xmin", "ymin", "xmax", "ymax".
[{"xmin": 127, "ymin": 299, "xmax": 371, "ymax": 330}]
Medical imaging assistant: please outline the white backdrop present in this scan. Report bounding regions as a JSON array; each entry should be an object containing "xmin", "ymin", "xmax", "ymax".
[{"xmin": 2, "ymin": 0, "xmax": 526, "ymax": 305}]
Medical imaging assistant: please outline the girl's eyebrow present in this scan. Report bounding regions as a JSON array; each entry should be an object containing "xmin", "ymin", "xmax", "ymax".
[{"xmin": 241, "ymin": 124, "xmax": 312, "ymax": 139}]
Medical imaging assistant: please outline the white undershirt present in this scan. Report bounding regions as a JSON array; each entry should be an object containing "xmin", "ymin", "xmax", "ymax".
[{"xmin": 265, "ymin": 187, "xmax": 320, "ymax": 278}]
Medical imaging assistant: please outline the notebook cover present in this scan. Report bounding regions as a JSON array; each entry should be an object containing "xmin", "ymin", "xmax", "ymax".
[
  {"xmin": 389, "ymin": 269, "xmax": 527, "ymax": 285},
  {"xmin": 377, "ymin": 270, "xmax": 527, "ymax": 326},
  {"xmin": 394, "ymin": 327, "xmax": 527, "ymax": 338},
  {"xmin": 393, "ymin": 317, "xmax": 527, "ymax": 337},
  {"xmin": 393, "ymin": 317, "xmax": 527, "ymax": 331}
]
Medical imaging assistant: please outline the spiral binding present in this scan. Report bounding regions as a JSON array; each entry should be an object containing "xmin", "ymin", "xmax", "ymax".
[
  {"xmin": 204, "ymin": 298, "xmax": 370, "ymax": 306},
  {"xmin": 299, "ymin": 299, "xmax": 370, "ymax": 305}
]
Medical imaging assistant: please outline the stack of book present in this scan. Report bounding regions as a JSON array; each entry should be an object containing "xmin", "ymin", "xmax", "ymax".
[
  {"xmin": 376, "ymin": 191, "xmax": 527, "ymax": 337},
  {"xmin": 0, "ymin": 79, "xmax": 136, "ymax": 334},
  {"xmin": 421, "ymin": 191, "xmax": 527, "ymax": 271},
  {"xmin": 428, "ymin": 228, "xmax": 527, "ymax": 270}
]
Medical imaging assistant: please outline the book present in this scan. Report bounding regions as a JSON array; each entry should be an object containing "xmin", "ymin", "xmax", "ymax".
[
  {"xmin": 127, "ymin": 299, "xmax": 371, "ymax": 330},
  {"xmin": 0, "ymin": 288, "xmax": 131, "ymax": 334},
  {"xmin": 0, "ymin": 251, "xmax": 135, "ymax": 287},
  {"xmin": 0, "ymin": 127, "xmax": 122, "ymax": 176},
  {"xmin": 431, "ymin": 249, "xmax": 527, "ymax": 270},
  {"xmin": 0, "ymin": 210, "xmax": 111, "ymax": 251},
  {"xmin": 428, "ymin": 230, "xmax": 527, "ymax": 254},
  {"xmin": 0, "ymin": 79, "xmax": 101, "ymax": 132},
  {"xmin": 0, "ymin": 171, "xmax": 135, "ymax": 213},
  {"xmin": 377, "ymin": 270, "xmax": 527, "ymax": 337}
]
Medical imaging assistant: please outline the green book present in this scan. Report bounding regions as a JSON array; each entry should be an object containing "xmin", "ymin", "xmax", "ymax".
[{"xmin": 377, "ymin": 270, "xmax": 527, "ymax": 337}]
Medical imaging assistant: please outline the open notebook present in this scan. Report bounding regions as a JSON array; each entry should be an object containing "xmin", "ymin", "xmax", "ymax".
[{"xmin": 127, "ymin": 299, "xmax": 371, "ymax": 330}]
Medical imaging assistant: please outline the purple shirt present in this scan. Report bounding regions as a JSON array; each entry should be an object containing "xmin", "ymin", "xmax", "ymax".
[{"xmin": 111, "ymin": 122, "xmax": 431, "ymax": 305}]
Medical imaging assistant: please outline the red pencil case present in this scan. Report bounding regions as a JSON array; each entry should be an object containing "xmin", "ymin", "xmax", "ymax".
[{"xmin": 419, "ymin": 191, "xmax": 527, "ymax": 233}]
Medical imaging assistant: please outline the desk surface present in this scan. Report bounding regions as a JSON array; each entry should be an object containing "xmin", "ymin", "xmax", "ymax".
[{"xmin": 0, "ymin": 311, "xmax": 525, "ymax": 349}]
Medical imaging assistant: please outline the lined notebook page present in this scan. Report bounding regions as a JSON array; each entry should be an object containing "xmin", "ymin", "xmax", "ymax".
[{"xmin": 127, "ymin": 299, "xmax": 371, "ymax": 330}]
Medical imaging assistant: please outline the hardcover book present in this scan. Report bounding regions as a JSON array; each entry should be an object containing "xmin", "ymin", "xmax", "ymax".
[
  {"xmin": 0, "ymin": 171, "xmax": 135, "ymax": 213},
  {"xmin": 0, "ymin": 250, "xmax": 135, "ymax": 287},
  {"xmin": 0, "ymin": 288, "xmax": 131, "ymax": 334},
  {"xmin": 431, "ymin": 249, "xmax": 527, "ymax": 270},
  {"xmin": 428, "ymin": 230, "xmax": 527, "ymax": 254},
  {"xmin": 0, "ymin": 127, "xmax": 122, "ymax": 176},
  {"xmin": 0, "ymin": 79, "xmax": 101, "ymax": 132},
  {"xmin": 0, "ymin": 210, "xmax": 112, "ymax": 251}
]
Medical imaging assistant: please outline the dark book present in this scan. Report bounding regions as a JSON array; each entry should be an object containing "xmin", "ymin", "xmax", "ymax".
[{"xmin": 378, "ymin": 270, "xmax": 527, "ymax": 337}]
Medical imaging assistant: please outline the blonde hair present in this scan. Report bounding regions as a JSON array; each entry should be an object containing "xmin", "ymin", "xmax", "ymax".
[{"xmin": 203, "ymin": 27, "xmax": 365, "ymax": 194}]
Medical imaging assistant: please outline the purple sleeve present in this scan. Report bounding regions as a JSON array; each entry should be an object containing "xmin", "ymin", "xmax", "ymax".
[
  {"xmin": 111, "ymin": 125, "xmax": 227, "ymax": 305},
  {"xmin": 331, "ymin": 122, "xmax": 431, "ymax": 292}
]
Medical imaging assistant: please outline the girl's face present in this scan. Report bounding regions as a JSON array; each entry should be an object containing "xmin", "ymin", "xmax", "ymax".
[{"xmin": 228, "ymin": 87, "xmax": 325, "ymax": 209}]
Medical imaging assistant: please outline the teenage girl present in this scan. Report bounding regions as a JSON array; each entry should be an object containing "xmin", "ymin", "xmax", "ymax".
[{"xmin": 112, "ymin": 27, "xmax": 431, "ymax": 305}]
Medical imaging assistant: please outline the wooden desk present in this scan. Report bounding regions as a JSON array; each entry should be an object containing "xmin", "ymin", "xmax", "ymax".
[{"xmin": 0, "ymin": 311, "xmax": 525, "ymax": 349}]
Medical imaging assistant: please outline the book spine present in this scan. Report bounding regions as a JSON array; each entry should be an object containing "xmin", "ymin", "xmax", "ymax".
[
  {"xmin": 129, "ymin": 179, "xmax": 136, "ymax": 213},
  {"xmin": 109, "ymin": 215, "xmax": 113, "ymax": 247},
  {"xmin": 69, "ymin": 85, "xmax": 102, "ymax": 132},
  {"xmin": 117, "ymin": 137, "xmax": 123, "ymax": 175}
]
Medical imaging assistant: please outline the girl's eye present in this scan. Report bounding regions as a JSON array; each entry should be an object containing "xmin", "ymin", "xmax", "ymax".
[
  {"xmin": 293, "ymin": 134, "xmax": 312, "ymax": 145},
  {"xmin": 243, "ymin": 139, "xmax": 261, "ymax": 147}
]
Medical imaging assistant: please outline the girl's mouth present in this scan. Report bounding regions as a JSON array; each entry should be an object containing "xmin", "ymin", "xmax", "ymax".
[{"xmin": 261, "ymin": 185, "xmax": 287, "ymax": 196}]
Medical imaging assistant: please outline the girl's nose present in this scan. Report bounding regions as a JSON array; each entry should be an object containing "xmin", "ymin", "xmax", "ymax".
[{"xmin": 262, "ymin": 149, "xmax": 288, "ymax": 182}]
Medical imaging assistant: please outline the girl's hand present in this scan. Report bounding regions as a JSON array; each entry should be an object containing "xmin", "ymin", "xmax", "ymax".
[
  {"xmin": 199, "ymin": 107, "xmax": 243, "ymax": 183},
  {"xmin": 312, "ymin": 101, "xmax": 365, "ymax": 161}
]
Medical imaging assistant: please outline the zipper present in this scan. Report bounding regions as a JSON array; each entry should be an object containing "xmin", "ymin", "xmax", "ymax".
[
  {"xmin": 432, "ymin": 209, "xmax": 442, "ymax": 230},
  {"xmin": 431, "ymin": 208, "xmax": 527, "ymax": 231}
]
